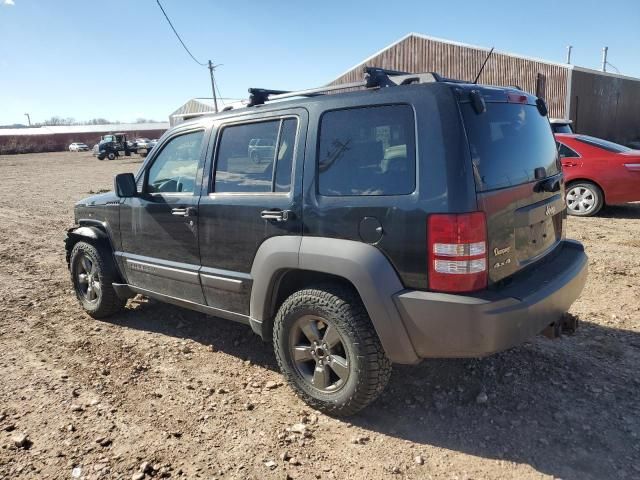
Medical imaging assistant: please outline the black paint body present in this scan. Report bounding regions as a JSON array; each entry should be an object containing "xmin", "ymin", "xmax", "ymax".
[{"xmin": 71, "ymin": 80, "xmax": 573, "ymax": 342}]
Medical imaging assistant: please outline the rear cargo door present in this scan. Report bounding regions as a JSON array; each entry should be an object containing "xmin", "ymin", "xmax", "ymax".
[{"xmin": 461, "ymin": 98, "xmax": 564, "ymax": 283}]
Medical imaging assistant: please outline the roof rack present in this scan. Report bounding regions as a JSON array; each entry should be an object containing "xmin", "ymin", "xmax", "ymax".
[{"xmin": 247, "ymin": 67, "xmax": 446, "ymax": 106}]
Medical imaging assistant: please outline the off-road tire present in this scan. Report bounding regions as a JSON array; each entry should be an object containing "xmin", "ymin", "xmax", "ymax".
[
  {"xmin": 107, "ymin": 152, "xmax": 116, "ymax": 160},
  {"xmin": 97, "ymin": 153, "xmax": 106, "ymax": 161},
  {"xmin": 273, "ymin": 285, "xmax": 392, "ymax": 416},
  {"xmin": 70, "ymin": 241, "xmax": 126, "ymax": 318},
  {"xmin": 566, "ymin": 181, "xmax": 604, "ymax": 217}
]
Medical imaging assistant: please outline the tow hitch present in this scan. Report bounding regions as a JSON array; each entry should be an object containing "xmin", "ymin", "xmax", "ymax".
[{"xmin": 542, "ymin": 313, "xmax": 579, "ymax": 339}]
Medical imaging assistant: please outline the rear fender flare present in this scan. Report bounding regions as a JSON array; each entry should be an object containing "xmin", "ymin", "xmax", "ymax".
[{"xmin": 250, "ymin": 236, "xmax": 419, "ymax": 364}]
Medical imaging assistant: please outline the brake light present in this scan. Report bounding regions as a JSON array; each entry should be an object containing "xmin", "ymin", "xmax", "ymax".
[
  {"xmin": 427, "ymin": 212, "xmax": 488, "ymax": 293},
  {"xmin": 507, "ymin": 92, "xmax": 528, "ymax": 104}
]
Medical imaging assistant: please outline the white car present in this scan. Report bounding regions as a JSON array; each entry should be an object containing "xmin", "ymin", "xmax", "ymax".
[
  {"xmin": 69, "ymin": 142, "xmax": 90, "ymax": 152},
  {"xmin": 134, "ymin": 138, "xmax": 152, "ymax": 149}
]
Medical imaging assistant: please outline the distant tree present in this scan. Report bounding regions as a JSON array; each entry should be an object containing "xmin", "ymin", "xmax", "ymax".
[
  {"xmin": 84, "ymin": 118, "xmax": 112, "ymax": 125},
  {"xmin": 135, "ymin": 118, "xmax": 162, "ymax": 124},
  {"xmin": 41, "ymin": 116, "xmax": 75, "ymax": 126}
]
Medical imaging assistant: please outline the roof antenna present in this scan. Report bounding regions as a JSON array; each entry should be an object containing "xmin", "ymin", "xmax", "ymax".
[{"xmin": 473, "ymin": 47, "xmax": 494, "ymax": 84}]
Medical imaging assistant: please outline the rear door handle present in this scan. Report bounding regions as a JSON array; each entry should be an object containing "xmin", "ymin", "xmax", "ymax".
[
  {"xmin": 171, "ymin": 207, "xmax": 197, "ymax": 217},
  {"xmin": 260, "ymin": 209, "xmax": 290, "ymax": 222}
]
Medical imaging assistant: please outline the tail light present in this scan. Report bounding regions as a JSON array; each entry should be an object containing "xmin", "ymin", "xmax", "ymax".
[{"xmin": 427, "ymin": 212, "xmax": 488, "ymax": 293}]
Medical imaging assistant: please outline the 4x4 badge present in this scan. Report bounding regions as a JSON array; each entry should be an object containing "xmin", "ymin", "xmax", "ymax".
[{"xmin": 545, "ymin": 205, "xmax": 556, "ymax": 216}]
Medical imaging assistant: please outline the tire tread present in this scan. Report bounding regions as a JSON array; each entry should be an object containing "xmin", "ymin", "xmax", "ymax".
[
  {"xmin": 70, "ymin": 241, "xmax": 126, "ymax": 318},
  {"xmin": 273, "ymin": 284, "xmax": 391, "ymax": 416}
]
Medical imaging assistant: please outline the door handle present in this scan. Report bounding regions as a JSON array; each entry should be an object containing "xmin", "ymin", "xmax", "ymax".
[
  {"xmin": 171, "ymin": 207, "xmax": 197, "ymax": 217},
  {"xmin": 260, "ymin": 209, "xmax": 290, "ymax": 222}
]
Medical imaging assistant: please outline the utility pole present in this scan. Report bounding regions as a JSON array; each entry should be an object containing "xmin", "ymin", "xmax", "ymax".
[
  {"xmin": 24, "ymin": 113, "xmax": 31, "ymax": 126},
  {"xmin": 566, "ymin": 45, "xmax": 572, "ymax": 64},
  {"xmin": 602, "ymin": 47, "xmax": 608, "ymax": 72},
  {"xmin": 208, "ymin": 60, "xmax": 219, "ymax": 113}
]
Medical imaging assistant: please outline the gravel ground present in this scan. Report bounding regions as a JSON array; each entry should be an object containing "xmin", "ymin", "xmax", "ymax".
[{"xmin": 0, "ymin": 152, "xmax": 638, "ymax": 480}]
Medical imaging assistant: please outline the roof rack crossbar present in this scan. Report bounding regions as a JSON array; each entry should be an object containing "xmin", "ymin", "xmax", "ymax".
[{"xmin": 247, "ymin": 67, "xmax": 452, "ymax": 106}]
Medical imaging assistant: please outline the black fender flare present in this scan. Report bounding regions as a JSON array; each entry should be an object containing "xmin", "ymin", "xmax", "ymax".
[
  {"xmin": 249, "ymin": 236, "xmax": 420, "ymax": 364},
  {"xmin": 64, "ymin": 224, "xmax": 111, "ymax": 268}
]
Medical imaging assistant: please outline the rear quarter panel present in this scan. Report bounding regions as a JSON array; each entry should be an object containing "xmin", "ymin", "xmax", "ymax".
[{"xmin": 301, "ymin": 84, "xmax": 478, "ymax": 291}]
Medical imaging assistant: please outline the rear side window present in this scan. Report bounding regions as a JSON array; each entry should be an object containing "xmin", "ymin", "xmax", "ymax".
[
  {"xmin": 462, "ymin": 103, "xmax": 560, "ymax": 191},
  {"xmin": 318, "ymin": 105, "xmax": 416, "ymax": 196},
  {"xmin": 557, "ymin": 142, "xmax": 579, "ymax": 158},
  {"xmin": 214, "ymin": 118, "xmax": 297, "ymax": 193}
]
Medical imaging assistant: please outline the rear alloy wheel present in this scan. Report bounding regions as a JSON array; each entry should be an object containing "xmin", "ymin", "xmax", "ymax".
[
  {"xmin": 107, "ymin": 152, "xmax": 116, "ymax": 160},
  {"xmin": 274, "ymin": 285, "xmax": 391, "ymax": 416},
  {"xmin": 566, "ymin": 182, "xmax": 603, "ymax": 216},
  {"xmin": 289, "ymin": 314, "xmax": 351, "ymax": 392}
]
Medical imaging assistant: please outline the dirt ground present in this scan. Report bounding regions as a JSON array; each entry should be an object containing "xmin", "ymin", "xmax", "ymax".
[{"xmin": 0, "ymin": 151, "xmax": 638, "ymax": 480}]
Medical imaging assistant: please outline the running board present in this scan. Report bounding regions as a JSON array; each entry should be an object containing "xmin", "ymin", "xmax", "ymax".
[{"xmin": 111, "ymin": 282, "xmax": 251, "ymax": 326}]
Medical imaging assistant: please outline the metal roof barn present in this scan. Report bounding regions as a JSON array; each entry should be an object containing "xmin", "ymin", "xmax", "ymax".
[{"xmin": 330, "ymin": 33, "xmax": 640, "ymax": 145}]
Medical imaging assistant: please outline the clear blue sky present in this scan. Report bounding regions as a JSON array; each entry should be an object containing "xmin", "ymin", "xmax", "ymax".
[{"xmin": 1, "ymin": 0, "xmax": 638, "ymax": 125}]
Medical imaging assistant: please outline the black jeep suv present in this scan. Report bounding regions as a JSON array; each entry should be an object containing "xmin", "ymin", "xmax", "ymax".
[{"xmin": 65, "ymin": 69, "xmax": 588, "ymax": 415}]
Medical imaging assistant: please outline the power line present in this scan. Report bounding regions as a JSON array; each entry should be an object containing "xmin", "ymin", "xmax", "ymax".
[
  {"xmin": 606, "ymin": 62, "xmax": 620, "ymax": 74},
  {"xmin": 155, "ymin": 0, "xmax": 207, "ymax": 67},
  {"xmin": 155, "ymin": 0, "xmax": 224, "ymax": 112}
]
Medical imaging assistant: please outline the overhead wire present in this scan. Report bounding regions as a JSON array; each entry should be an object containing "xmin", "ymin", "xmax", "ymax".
[
  {"xmin": 155, "ymin": 0, "xmax": 207, "ymax": 67},
  {"xmin": 155, "ymin": 0, "xmax": 226, "ymax": 104}
]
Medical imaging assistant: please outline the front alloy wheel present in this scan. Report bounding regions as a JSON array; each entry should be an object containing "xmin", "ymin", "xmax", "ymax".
[
  {"xmin": 70, "ymin": 241, "xmax": 126, "ymax": 318},
  {"xmin": 75, "ymin": 252, "xmax": 101, "ymax": 303}
]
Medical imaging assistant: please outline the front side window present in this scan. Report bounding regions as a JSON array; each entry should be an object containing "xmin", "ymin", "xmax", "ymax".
[
  {"xmin": 214, "ymin": 118, "xmax": 297, "ymax": 193},
  {"xmin": 318, "ymin": 105, "xmax": 416, "ymax": 196},
  {"xmin": 146, "ymin": 130, "xmax": 204, "ymax": 194}
]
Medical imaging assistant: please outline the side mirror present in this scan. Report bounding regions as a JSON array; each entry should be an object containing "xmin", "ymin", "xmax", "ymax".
[{"xmin": 114, "ymin": 173, "xmax": 137, "ymax": 198}]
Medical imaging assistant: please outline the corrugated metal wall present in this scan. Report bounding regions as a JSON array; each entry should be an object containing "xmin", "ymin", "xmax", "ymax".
[
  {"xmin": 569, "ymin": 69, "xmax": 640, "ymax": 144},
  {"xmin": 331, "ymin": 35, "xmax": 569, "ymax": 118}
]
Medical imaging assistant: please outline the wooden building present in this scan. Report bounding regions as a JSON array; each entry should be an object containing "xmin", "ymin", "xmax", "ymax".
[{"xmin": 330, "ymin": 33, "xmax": 640, "ymax": 145}]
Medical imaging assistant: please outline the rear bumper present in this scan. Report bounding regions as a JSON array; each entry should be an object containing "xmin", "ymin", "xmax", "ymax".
[{"xmin": 393, "ymin": 240, "xmax": 588, "ymax": 359}]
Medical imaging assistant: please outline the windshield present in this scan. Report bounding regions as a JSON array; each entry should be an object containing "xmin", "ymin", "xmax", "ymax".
[
  {"xmin": 462, "ymin": 103, "xmax": 560, "ymax": 192},
  {"xmin": 575, "ymin": 135, "xmax": 632, "ymax": 154}
]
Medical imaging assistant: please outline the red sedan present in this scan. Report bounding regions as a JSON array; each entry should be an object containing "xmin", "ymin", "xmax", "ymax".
[{"xmin": 555, "ymin": 133, "xmax": 640, "ymax": 216}]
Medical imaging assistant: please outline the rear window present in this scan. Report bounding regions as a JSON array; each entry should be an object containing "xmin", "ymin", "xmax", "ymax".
[
  {"xmin": 462, "ymin": 103, "xmax": 560, "ymax": 191},
  {"xmin": 318, "ymin": 105, "xmax": 416, "ymax": 196},
  {"xmin": 551, "ymin": 124, "xmax": 573, "ymax": 134},
  {"xmin": 574, "ymin": 135, "xmax": 632, "ymax": 153}
]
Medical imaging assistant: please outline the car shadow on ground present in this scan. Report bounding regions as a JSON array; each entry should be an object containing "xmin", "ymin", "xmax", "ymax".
[
  {"xmin": 100, "ymin": 303, "xmax": 639, "ymax": 480},
  {"xmin": 598, "ymin": 203, "xmax": 640, "ymax": 219}
]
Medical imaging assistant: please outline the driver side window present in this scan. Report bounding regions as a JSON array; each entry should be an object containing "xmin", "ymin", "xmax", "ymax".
[{"xmin": 146, "ymin": 130, "xmax": 204, "ymax": 194}]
